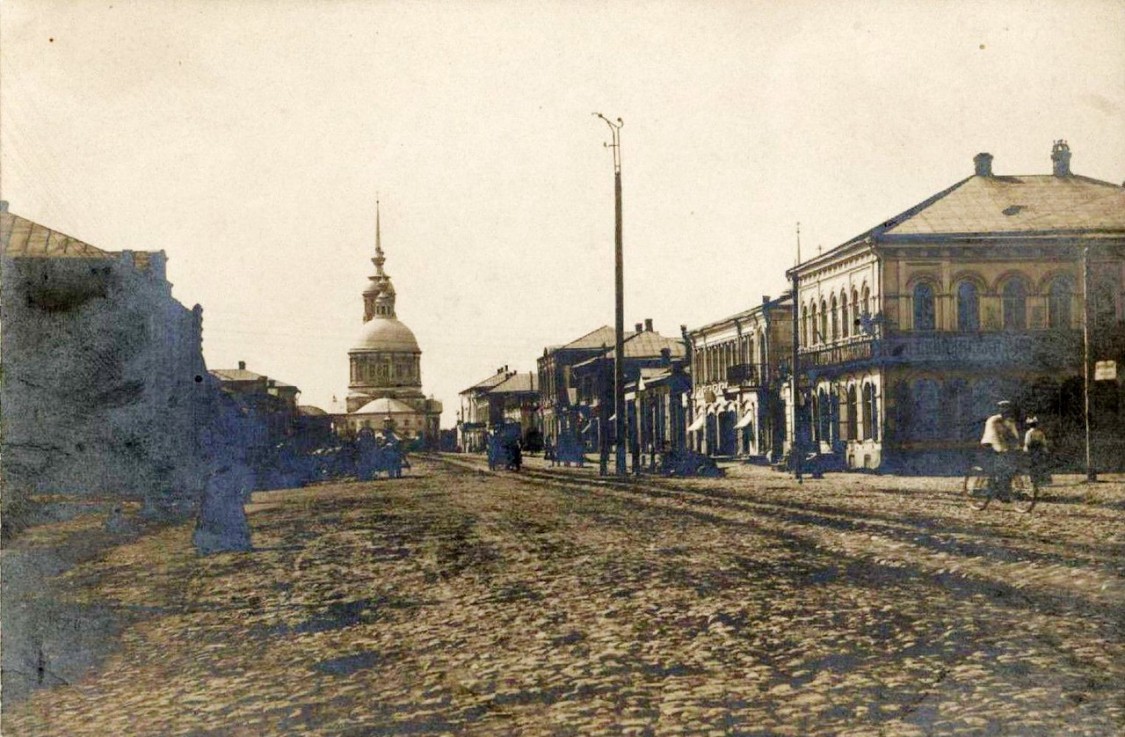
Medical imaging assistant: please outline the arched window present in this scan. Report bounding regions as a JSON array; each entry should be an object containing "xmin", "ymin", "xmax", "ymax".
[
  {"xmin": 830, "ymin": 295, "xmax": 839, "ymax": 340},
  {"xmin": 801, "ymin": 305, "xmax": 809, "ymax": 346},
  {"xmin": 817, "ymin": 388, "xmax": 832, "ymax": 443},
  {"xmin": 840, "ymin": 290, "xmax": 850, "ymax": 338},
  {"xmin": 956, "ymin": 281, "xmax": 980, "ymax": 332},
  {"xmin": 820, "ymin": 299, "xmax": 828, "ymax": 345},
  {"xmin": 851, "ymin": 289, "xmax": 859, "ymax": 334},
  {"xmin": 845, "ymin": 385, "xmax": 858, "ymax": 441},
  {"xmin": 1002, "ymin": 277, "xmax": 1029, "ymax": 330},
  {"xmin": 1047, "ymin": 277, "xmax": 1073, "ymax": 329},
  {"xmin": 913, "ymin": 282, "xmax": 936, "ymax": 331},
  {"xmin": 861, "ymin": 382, "xmax": 877, "ymax": 440},
  {"xmin": 862, "ymin": 286, "xmax": 871, "ymax": 319}
]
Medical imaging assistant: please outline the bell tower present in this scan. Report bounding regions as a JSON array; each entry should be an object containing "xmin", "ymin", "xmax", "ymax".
[{"xmin": 363, "ymin": 199, "xmax": 397, "ymax": 321}]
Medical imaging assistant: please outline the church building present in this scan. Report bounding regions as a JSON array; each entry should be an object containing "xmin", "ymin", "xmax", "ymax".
[{"xmin": 338, "ymin": 202, "xmax": 442, "ymax": 447}]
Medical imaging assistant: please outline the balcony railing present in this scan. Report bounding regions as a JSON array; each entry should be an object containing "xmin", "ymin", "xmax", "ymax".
[
  {"xmin": 799, "ymin": 330, "xmax": 1088, "ymax": 372},
  {"xmin": 726, "ymin": 363, "xmax": 759, "ymax": 386}
]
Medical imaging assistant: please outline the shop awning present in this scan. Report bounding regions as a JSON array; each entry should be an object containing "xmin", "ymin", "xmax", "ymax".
[
  {"xmin": 687, "ymin": 415, "xmax": 706, "ymax": 432},
  {"xmin": 735, "ymin": 413, "xmax": 754, "ymax": 429}
]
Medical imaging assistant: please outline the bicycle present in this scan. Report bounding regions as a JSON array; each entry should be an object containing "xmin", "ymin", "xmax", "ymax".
[{"xmin": 962, "ymin": 454, "xmax": 1038, "ymax": 513}]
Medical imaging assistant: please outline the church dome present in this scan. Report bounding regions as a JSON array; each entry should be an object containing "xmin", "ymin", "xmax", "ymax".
[{"xmin": 350, "ymin": 316, "xmax": 420, "ymax": 353}]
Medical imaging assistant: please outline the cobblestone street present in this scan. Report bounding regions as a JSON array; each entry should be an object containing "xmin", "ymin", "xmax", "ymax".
[{"xmin": 4, "ymin": 457, "xmax": 1123, "ymax": 736}]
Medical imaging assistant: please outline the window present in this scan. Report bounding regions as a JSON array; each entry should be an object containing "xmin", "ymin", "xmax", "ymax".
[
  {"xmin": 851, "ymin": 289, "xmax": 859, "ymax": 333},
  {"xmin": 1047, "ymin": 277, "xmax": 1073, "ymax": 329},
  {"xmin": 956, "ymin": 281, "xmax": 980, "ymax": 332},
  {"xmin": 1092, "ymin": 276, "xmax": 1117, "ymax": 332},
  {"xmin": 820, "ymin": 300, "xmax": 828, "ymax": 345},
  {"xmin": 810, "ymin": 303, "xmax": 819, "ymax": 344},
  {"xmin": 801, "ymin": 305, "xmax": 809, "ymax": 346},
  {"xmin": 830, "ymin": 295, "xmax": 839, "ymax": 340},
  {"xmin": 861, "ymin": 382, "xmax": 877, "ymax": 440},
  {"xmin": 844, "ymin": 385, "xmax": 858, "ymax": 441},
  {"xmin": 840, "ymin": 291, "xmax": 850, "ymax": 338},
  {"xmin": 913, "ymin": 282, "xmax": 936, "ymax": 331},
  {"xmin": 1002, "ymin": 277, "xmax": 1028, "ymax": 330}
]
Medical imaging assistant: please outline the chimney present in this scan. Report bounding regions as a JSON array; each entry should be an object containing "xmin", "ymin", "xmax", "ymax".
[
  {"xmin": 1051, "ymin": 140, "xmax": 1071, "ymax": 176},
  {"xmin": 644, "ymin": 318, "xmax": 653, "ymax": 332},
  {"xmin": 660, "ymin": 347, "xmax": 671, "ymax": 366},
  {"xmin": 635, "ymin": 322, "xmax": 643, "ymax": 333},
  {"xmin": 973, "ymin": 152, "xmax": 993, "ymax": 177},
  {"xmin": 238, "ymin": 360, "xmax": 246, "ymax": 370}
]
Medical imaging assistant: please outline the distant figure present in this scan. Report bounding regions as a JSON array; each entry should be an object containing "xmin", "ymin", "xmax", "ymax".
[
  {"xmin": 545, "ymin": 437, "xmax": 557, "ymax": 466},
  {"xmin": 506, "ymin": 439, "xmax": 523, "ymax": 471},
  {"xmin": 486, "ymin": 430, "xmax": 499, "ymax": 471},
  {"xmin": 355, "ymin": 428, "xmax": 379, "ymax": 481},
  {"xmin": 1024, "ymin": 416, "xmax": 1050, "ymax": 486},
  {"xmin": 382, "ymin": 428, "xmax": 404, "ymax": 478}
]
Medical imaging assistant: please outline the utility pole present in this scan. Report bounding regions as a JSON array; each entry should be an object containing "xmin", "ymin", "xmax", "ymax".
[
  {"xmin": 1082, "ymin": 242, "xmax": 1097, "ymax": 482},
  {"xmin": 594, "ymin": 113, "xmax": 627, "ymax": 477},
  {"xmin": 791, "ymin": 222, "xmax": 803, "ymax": 483}
]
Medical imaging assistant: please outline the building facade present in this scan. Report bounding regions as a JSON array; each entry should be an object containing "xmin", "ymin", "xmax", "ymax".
[
  {"xmin": 571, "ymin": 320, "xmax": 686, "ymax": 460},
  {"xmin": 341, "ymin": 202, "xmax": 442, "ymax": 445},
  {"xmin": 537, "ymin": 325, "xmax": 617, "ymax": 449},
  {"xmin": 685, "ymin": 295, "xmax": 794, "ymax": 461},
  {"xmin": 787, "ymin": 143, "xmax": 1125, "ymax": 472},
  {"xmin": 1, "ymin": 203, "xmax": 211, "ymax": 508}
]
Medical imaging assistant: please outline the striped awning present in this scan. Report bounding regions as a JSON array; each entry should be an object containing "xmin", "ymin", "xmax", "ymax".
[
  {"xmin": 687, "ymin": 415, "xmax": 706, "ymax": 432},
  {"xmin": 735, "ymin": 413, "xmax": 754, "ymax": 429}
]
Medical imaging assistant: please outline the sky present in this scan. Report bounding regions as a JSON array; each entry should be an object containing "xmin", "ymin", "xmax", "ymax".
[{"xmin": 2, "ymin": 0, "xmax": 1123, "ymax": 426}]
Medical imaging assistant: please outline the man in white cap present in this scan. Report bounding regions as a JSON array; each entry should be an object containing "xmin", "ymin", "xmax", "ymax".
[{"xmin": 980, "ymin": 400, "xmax": 1020, "ymax": 495}]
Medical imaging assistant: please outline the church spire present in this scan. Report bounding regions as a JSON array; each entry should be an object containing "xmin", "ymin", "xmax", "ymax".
[
  {"xmin": 373, "ymin": 197, "xmax": 386, "ymax": 277},
  {"xmin": 363, "ymin": 197, "xmax": 397, "ymax": 322}
]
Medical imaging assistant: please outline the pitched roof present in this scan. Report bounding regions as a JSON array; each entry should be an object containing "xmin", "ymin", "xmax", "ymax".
[
  {"xmin": 1, "ymin": 211, "xmax": 112, "ymax": 258},
  {"xmin": 575, "ymin": 330, "xmax": 687, "ymax": 369},
  {"xmin": 351, "ymin": 396, "xmax": 418, "ymax": 415},
  {"xmin": 210, "ymin": 368, "xmax": 267, "ymax": 382},
  {"xmin": 848, "ymin": 174, "xmax": 1125, "ymax": 245},
  {"xmin": 463, "ymin": 370, "xmax": 512, "ymax": 393},
  {"xmin": 490, "ymin": 372, "xmax": 538, "ymax": 394},
  {"xmin": 561, "ymin": 325, "xmax": 617, "ymax": 350}
]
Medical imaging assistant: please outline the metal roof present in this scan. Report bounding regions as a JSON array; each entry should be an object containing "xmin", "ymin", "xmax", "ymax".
[
  {"xmin": 1, "ymin": 211, "xmax": 112, "ymax": 258},
  {"xmin": 210, "ymin": 368, "xmax": 267, "ymax": 382},
  {"xmin": 560, "ymin": 325, "xmax": 617, "ymax": 350},
  {"xmin": 490, "ymin": 372, "xmax": 538, "ymax": 394},
  {"xmin": 351, "ymin": 397, "xmax": 418, "ymax": 415},
  {"xmin": 882, "ymin": 175, "xmax": 1125, "ymax": 237}
]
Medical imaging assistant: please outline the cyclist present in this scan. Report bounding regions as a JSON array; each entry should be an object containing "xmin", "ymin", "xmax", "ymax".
[{"xmin": 980, "ymin": 400, "xmax": 1021, "ymax": 497}]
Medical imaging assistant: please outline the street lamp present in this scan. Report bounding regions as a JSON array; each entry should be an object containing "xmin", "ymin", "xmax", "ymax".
[{"xmin": 594, "ymin": 112, "xmax": 627, "ymax": 477}]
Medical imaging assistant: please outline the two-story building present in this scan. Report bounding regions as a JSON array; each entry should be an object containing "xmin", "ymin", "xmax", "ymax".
[
  {"xmin": 685, "ymin": 295, "xmax": 794, "ymax": 461},
  {"xmin": 457, "ymin": 367, "xmax": 512, "ymax": 452},
  {"xmin": 537, "ymin": 325, "xmax": 617, "ymax": 450},
  {"xmin": 571, "ymin": 320, "xmax": 686, "ymax": 459},
  {"xmin": 787, "ymin": 143, "xmax": 1125, "ymax": 472}
]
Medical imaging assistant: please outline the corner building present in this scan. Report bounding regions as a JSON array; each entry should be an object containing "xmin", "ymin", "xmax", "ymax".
[
  {"xmin": 787, "ymin": 143, "xmax": 1125, "ymax": 472},
  {"xmin": 342, "ymin": 203, "xmax": 441, "ymax": 446}
]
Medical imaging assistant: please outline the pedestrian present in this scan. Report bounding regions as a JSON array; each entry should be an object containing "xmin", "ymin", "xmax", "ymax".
[{"xmin": 1024, "ymin": 416, "xmax": 1050, "ymax": 487}]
